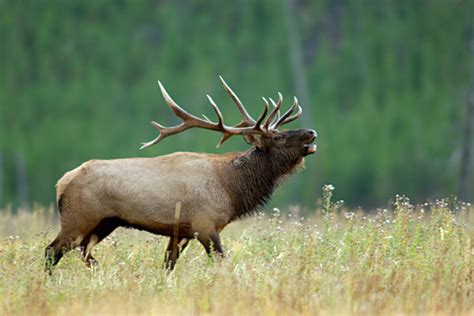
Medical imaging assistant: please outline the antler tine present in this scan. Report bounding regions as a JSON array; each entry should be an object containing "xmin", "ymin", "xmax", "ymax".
[
  {"xmin": 140, "ymin": 120, "xmax": 181, "ymax": 150},
  {"xmin": 206, "ymin": 95, "xmax": 225, "ymax": 128},
  {"xmin": 280, "ymin": 100, "xmax": 302, "ymax": 125},
  {"xmin": 271, "ymin": 96, "xmax": 301, "ymax": 129},
  {"xmin": 219, "ymin": 76, "xmax": 255, "ymax": 126},
  {"xmin": 255, "ymin": 97, "xmax": 270, "ymax": 130},
  {"xmin": 207, "ymin": 94, "xmax": 233, "ymax": 147},
  {"xmin": 158, "ymin": 81, "xmax": 202, "ymax": 122},
  {"xmin": 140, "ymin": 134, "xmax": 162, "ymax": 150},
  {"xmin": 268, "ymin": 97, "xmax": 281, "ymax": 126},
  {"xmin": 264, "ymin": 92, "xmax": 282, "ymax": 129}
]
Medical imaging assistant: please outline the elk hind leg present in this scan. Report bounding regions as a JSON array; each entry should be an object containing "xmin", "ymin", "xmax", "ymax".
[
  {"xmin": 44, "ymin": 232, "xmax": 76, "ymax": 274},
  {"xmin": 80, "ymin": 218, "xmax": 121, "ymax": 267}
]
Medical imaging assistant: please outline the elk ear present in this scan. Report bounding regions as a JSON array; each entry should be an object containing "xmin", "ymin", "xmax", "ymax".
[{"xmin": 243, "ymin": 134, "xmax": 264, "ymax": 148}]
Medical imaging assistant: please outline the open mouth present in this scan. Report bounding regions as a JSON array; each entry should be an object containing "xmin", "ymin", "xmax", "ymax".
[
  {"xmin": 304, "ymin": 144, "xmax": 317, "ymax": 155},
  {"xmin": 302, "ymin": 131, "xmax": 317, "ymax": 156},
  {"xmin": 304, "ymin": 134, "xmax": 317, "ymax": 155}
]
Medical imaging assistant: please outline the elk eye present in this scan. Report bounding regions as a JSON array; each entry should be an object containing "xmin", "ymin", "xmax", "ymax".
[{"xmin": 273, "ymin": 135, "xmax": 283, "ymax": 141}]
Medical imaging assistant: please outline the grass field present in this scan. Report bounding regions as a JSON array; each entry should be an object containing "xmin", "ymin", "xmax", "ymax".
[{"xmin": 0, "ymin": 195, "xmax": 472, "ymax": 315}]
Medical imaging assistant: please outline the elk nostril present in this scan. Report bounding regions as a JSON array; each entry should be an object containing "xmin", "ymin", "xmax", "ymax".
[{"xmin": 308, "ymin": 129, "xmax": 317, "ymax": 138}]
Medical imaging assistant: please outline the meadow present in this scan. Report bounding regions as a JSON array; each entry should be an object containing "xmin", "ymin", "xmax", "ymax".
[{"xmin": 0, "ymin": 194, "xmax": 472, "ymax": 315}]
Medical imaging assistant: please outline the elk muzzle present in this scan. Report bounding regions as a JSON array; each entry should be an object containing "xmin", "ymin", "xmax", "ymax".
[{"xmin": 303, "ymin": 129, "xmax": 317, "ymax": 156}]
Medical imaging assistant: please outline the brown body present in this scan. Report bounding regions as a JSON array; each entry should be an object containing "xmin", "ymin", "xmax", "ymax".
[{"xmin": 45, "ymin": 77, "xmax": 317, "ymax": 271}]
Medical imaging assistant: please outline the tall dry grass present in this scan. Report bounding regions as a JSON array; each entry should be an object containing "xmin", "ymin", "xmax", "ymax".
[{"xmin": 0, "ymin": 195, "xmax": 472, "ymax": 315}]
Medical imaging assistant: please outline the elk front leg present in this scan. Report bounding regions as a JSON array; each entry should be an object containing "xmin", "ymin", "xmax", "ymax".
[
  {"xmin": 197, "ymin": 232, "xmax": 224, "ymax": 257},
  {"xmin": 163, "ymin": 237, "xmax": 189, "ymax": 270}
]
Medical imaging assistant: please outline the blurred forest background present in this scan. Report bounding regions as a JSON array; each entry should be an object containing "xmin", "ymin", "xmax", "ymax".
[{"xmin": 0, "ymin": 0, "xmax": 473, "ymax": 210}]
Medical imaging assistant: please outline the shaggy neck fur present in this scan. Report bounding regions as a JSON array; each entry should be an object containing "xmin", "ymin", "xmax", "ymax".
[{"xmin": 221, "ymin": 146, "xmax": 304, "ymax": 221}]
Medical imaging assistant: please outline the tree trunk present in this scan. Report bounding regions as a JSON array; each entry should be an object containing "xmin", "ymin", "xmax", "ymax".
[
  {"xmin": 459, "ymin": 92, "xmax": 474, "ymax": 201},
  {"xmin": 15, "ymin": 151, "xmax": 29, "ymax": 210},
  {"xmin": 459, "ymin": 27, "xmax": 474, "ymax": 202},
  {"xmin": 283, "ymin": 0, "xmax": 312, "ymax": 127}
]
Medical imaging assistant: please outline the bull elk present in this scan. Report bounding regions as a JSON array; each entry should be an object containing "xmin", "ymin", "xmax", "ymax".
[{"xmin": 45, "ymin": 77, "xmax": 317, "ymax": 272}]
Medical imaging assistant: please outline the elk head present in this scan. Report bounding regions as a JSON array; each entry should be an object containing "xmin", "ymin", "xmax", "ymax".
[{"xmin": 140, "ymin": 76, "xmax": 317, "ymax": 161}]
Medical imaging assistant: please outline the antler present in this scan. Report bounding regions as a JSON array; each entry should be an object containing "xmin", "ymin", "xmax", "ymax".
[
  {"xmin": 140, "ymin": 81, "xmax": 268, "ymax": 150},
  {"xmin": 140, "ymin": 78, "xmax": 303, "ymax": 150}
]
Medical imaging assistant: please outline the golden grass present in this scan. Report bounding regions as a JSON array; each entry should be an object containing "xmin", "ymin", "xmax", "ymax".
[{"xmin": 0, "ymin": 197, "xmax": 472, "ymax": 315}]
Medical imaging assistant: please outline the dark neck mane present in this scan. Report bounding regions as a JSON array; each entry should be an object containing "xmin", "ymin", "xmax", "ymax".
[{"xmin": 222, "ymin": 147, "xmax": 303, "ymax": 221}]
